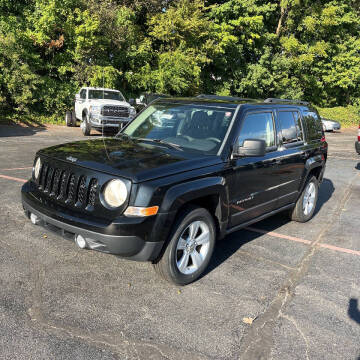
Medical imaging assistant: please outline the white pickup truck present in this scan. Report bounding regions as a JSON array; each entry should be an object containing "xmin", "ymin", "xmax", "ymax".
[{"xmin": 65, "ymin": 87, "xmax": 136, "ymax": 136}]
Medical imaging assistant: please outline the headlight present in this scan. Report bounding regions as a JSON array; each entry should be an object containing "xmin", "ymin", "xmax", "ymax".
[
  {"xmin": 102, "ymin": 179, "xmax": 127, "ymax": 208},
  {"xmin": 33, "ymin": 157, "xmax": 41, "ymax": 180},
  {"xmin": 90, "ymin": 105, "xmax": 101, "ymax": 115},
  {"xmin": 129, "ymin": 107, "xmax": 136, "ymax": 117}
]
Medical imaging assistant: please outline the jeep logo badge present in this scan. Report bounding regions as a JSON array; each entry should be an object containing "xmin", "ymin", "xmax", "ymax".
[{"xmin": 66, "ymin": 156, "xmax": 78, "ymax": 162}]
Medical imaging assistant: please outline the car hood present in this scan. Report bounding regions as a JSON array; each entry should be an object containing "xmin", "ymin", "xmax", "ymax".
[
  {"xmin": 38, "ymin": 138, "xmax": 221, "ymax": 183},
  {"xmin": 88, "ymin": 99, "xmax": 130, "ymax": 107}
]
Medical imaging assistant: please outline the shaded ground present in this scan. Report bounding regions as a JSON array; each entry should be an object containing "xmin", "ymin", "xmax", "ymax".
[{"xmin": 0, "ymin": 124, "xmax": 359, "ymax": 359}]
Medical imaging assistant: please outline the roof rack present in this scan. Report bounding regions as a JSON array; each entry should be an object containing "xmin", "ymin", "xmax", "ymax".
[
  {"xmin": 264, "ymin": 98, "xmax": 309, "ymax": 105},
  {"xmin": 196, "ymin": 94, "xmax": 254, "ymax": 102}
]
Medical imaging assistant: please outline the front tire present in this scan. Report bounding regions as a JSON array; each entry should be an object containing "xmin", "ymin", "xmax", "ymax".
[
  {"xmin": 290, "ymin": 176, "xmax": 319, "ymax": 222},
  {"xmin": 81, "ymin": 113, "xmax": 91, "ymax": 136},
  {"xmin": 153, "ymin": 206, "xmax": 216, "ymax": 285}
]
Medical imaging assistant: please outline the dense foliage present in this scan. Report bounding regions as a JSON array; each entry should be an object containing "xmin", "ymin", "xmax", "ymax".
[{"xmin": 0, "ymin": 0, "xmax": 359, "ymax": 117}]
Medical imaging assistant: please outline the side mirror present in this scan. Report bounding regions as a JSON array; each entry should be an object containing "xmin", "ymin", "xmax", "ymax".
[
  {"xmin": 128, "ymin": 98, "xmax": 135, "ymax": 106},
  {"xmin": 233, "ymin": 139, "xmax": 266, "ymax": 157},
  {"xmin": 75, "ymin": 94, "xmax": 80, "ymax": 101}
]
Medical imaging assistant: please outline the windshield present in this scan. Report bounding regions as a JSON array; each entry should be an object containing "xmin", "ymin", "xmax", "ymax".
[
  {"xmin": 121, "ymin": 103, "xmax": 235, "ymax": 155},
  {"xmin": 88, "ymin": 90, "xmax": 125, "ymax": 101}
]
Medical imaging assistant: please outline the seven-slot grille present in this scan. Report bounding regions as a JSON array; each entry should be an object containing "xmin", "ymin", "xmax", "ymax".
[
  {"xmin": 101, "ymin": 105, "xmax": 129, "ymax": 118},
  {"xmin": 37, "ymin": 162, "xmax": 98, "ymax": 210}
]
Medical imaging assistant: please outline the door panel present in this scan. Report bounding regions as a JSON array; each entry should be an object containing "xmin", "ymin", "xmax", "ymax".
[
  {"xmin": 273, "ymin": 147, "xmax": 307, "ymax": 207},
  {"xmin": 275, "ymin": 109, "xmax": 307, "ymax": 207},
  {"xmin": 227, "ymin": 110, "xmax": 281, "ymax": 227},
  {"xmin": 229, "ymin": 151, "xmax": 283, "ymax": 226}
]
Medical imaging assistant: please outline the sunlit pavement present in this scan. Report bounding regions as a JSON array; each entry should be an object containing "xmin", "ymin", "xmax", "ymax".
[{"xmin": 0, "ymin": 124, "xmax": 359, "ymax": 359}]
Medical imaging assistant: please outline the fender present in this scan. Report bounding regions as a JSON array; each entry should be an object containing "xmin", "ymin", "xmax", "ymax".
[
  {"xmin": 299, "ymin": 154, "xmax": 325, "ymax": 192},
  {"xmin": 159, "ymin": 176, "xmax": 229, "ymax": 238}
]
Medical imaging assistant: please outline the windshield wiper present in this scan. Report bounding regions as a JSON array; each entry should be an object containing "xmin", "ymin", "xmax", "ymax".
[{"xmin": 137, "ymin": 138, "xmax": 183, "ymax": 151}]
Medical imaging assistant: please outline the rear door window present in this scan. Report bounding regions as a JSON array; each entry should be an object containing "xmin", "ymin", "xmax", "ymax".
[{"xmin": 278, "ymin": 111, "xmax": 303, "ymax": 144}]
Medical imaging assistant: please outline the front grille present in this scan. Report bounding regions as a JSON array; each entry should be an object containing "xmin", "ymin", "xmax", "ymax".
[
  {"xmin": 101, "ymin": 105, "xmax": 129, "ymax": 118},
  {"xmin": 38, "ymin": 162, "xmax": 98, "ymax": 211},
  {"xmin": 87, "ymin": 179, "xmax": 98, "ymax": 207}
]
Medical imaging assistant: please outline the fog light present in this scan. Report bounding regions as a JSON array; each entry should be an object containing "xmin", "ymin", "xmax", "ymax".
[
  {"xmin": 75, "ymin": 234, "xmax": 87, "ymax": 249},
  {"xmin": 30, "ymin": 213, "xmax": 40, "ymax": 225}
]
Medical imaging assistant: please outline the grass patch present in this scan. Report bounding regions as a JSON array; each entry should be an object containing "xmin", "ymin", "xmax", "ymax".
[
  {"xmin": 317, "ymin": 106, "xmax": 360, "ymax": 128},
  {"xmin": 0, "ymin": 113, "xmax": 64, "ymax": 127}
]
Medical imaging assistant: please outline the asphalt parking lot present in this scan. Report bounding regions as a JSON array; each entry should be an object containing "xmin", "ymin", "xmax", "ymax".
[{"xmin": 0, "ymin": 124, "xmax": 359, "ymax": 360}]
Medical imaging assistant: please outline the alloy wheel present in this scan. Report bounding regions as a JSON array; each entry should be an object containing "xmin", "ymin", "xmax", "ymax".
[
  {"xmin": 176, "ymin": 220, "xmax": 210, "ymax": 275},
  {"xmin": 303, "ymin": 182, "xmax": 316, "ymax": 216}
]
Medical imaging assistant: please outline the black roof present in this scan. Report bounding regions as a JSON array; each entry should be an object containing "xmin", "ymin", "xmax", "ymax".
[{"xmin": 155, "ymin": 96, "xmax": 312, "ymax": 109}]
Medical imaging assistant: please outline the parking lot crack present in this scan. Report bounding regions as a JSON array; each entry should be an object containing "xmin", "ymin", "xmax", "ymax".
[
  {"xmin": 279, "ymin": 312, "xmax": 309, "ymax": 360},
  {"xmin": 238, "ymin": 173, "xmax": 358, "ymax": 360}
]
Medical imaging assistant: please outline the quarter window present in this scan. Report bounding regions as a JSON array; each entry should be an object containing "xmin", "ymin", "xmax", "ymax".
[
  {"xmin": 278, "ymin": 111, "xmax": 303, "ymax": 144},
  {"xmin": 303, "ymin": 111, "xmax": 323, "ymax": 142},
  {"xmin": 238, "ymin": 112, "xmax": 275, "ymax": 148}
]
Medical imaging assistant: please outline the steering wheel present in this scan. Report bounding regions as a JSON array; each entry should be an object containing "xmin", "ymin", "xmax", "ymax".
[{"xmin": 206, "ymin": 137, "xmax": 221, "ymax": 143}]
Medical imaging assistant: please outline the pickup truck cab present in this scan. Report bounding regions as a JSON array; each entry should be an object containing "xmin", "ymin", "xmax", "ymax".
[
  {"xmin": 66, "ymin": 87, "xmax": 136, "ymax": 135},
  {"xmin": 23, "ymin": 97, "xmax": 327, "ymax": 285}
]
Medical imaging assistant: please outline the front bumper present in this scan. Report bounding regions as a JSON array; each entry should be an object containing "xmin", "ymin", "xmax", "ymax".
[
  {"xmin": 89, "ymin": 115, "xmax": 133, "ymax": 129},
  {"xmin": 22, "ymin": 183, "xmax": 166, "ymax": 261},
  {"xmin": 355, "ymin": 141, "xmax": 360, "ymax": 155}
]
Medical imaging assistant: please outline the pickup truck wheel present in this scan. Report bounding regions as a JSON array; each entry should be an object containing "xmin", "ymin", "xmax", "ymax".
[
  {"xmin": 81, "ymin": 113, "xmax": 91, "ymax": 136},
  {"xmin": 153, "ymin": 206, "xmax": 216, "ymax": 285},
  {"xmin": 65, "ymin": 111, "xmax": 73, "ymax": 127},
  {"xmin": 290, "ymin": 176, "xmax": 319, "ymax": 222},
  {"xmin": 71, "ymin": 111, "xmax": 77, "ymax": 126}
]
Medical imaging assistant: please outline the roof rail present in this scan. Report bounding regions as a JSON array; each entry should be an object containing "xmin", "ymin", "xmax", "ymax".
[
  {"xmin": 264, "ymin": 98, "xmax": 309, "ymax": 105},
  {"xmin": 196, "ymin": 94, "xmax": 254, "ymax": 102}
]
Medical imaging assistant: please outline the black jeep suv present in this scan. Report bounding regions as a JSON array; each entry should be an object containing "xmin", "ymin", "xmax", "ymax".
[{"xmin": 22, "ymin": 97, "xmax": 327, "ymax": 285}]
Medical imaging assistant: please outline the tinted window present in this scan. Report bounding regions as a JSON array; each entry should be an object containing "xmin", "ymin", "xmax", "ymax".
[
  {"xmin": 293, "ymin": 111, "xmax": 304, "ymax": 141},
  {"xmin": 278, "ymin": 111, "xmax": 298, "ymax": 144},
  {"xmin": 303, "ymin": 111, "xmax": 323, "ymax": 141},
  {"xmin": 238, "ymin": 112, "xmax": 275, "ymax": 147}
]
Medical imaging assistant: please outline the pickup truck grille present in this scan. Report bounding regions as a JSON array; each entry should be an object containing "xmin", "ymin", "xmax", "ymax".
[
  {"xmin": 38, "ymin": 162, "xmax": 98, "ymax": 210},
  {"xmin": 101, "ymin": 106, "xmax": 129, "ymax": 118}
]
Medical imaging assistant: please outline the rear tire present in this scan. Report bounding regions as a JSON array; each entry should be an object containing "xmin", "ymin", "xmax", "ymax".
[
  {"xmin": 81, "ymin": 113, "xmax": 91, "ymax": 136},
  {"xmin": 152, "ymin": 206, "xmax": 216, "ymax": 285},
  {"xmin": 71, "ymin": 111, "xmax": 77, "ymax": 126},
  {"xmin": 290, "ymin": 176, "xmax": 319, "ymax": 222},
  {"xmin": 65, "ymin": 111, "xmax": 73, "ymax": 127}
]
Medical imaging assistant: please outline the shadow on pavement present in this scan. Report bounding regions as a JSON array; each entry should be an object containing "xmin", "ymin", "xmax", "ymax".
[
  {"xmin": 0, "ymin": 124, "xmax": 46, "ymax": 138},
  {"xmin": 348, "ymin": 298, "xmax": 360, "ymax": 325},
  {"xmin": 204, "ymin": 178, "xmax": 335, "ymax": 277},
  {"xmin": 204, "ymin": 211, "xmax": 292, "ymax": 277},
  {"xmin": 315, "ymin": 178, "xmax": 335, "ymax": 215}
]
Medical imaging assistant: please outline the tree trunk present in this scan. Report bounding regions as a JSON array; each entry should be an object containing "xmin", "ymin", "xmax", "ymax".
[{"xmin": 276, "ymin": 4, "xmax": 287, "ymax": 36}]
